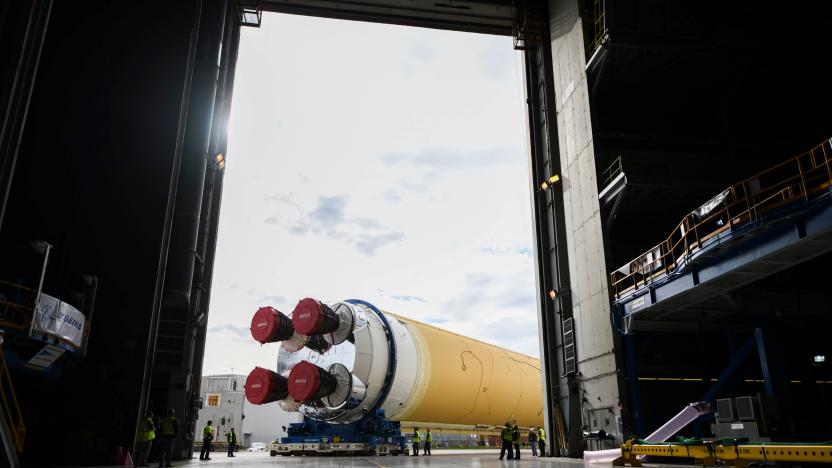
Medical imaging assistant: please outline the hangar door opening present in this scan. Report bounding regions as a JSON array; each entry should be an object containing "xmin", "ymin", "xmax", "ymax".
[{"xmin": 184, "ymin": 9, "xmax": 561, "ymax": 456}]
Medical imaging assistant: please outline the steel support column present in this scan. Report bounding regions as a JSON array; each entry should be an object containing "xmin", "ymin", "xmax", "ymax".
[
  {"xmin": 0, "ymin": 0, "xmax": 52, "ymax": 233},
  {"xmin": 625, "ymin": 334, "xmax": 642, "ymax": 436},
  {"xmin": 163, "ymin": 0, "xmax": 228, "ymax": 309},
  {"xmin": 524, "ymin": 4, "xmax": 579, "ymax": 456},
  {"xmin": 702, "ymin": 334, "xmax": 755, "ymax": 402}
]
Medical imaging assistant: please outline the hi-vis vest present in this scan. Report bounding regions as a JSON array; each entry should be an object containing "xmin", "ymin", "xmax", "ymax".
[
  {"xmin": 161, "ymin": 417, "xmax": 177, "ymax": 436},
  {"xmin": 227, "ymin": 431, "xmax": 237, "ymax": 443},
  {"xmin": 413, "ymin": 431, "xmax": 421, "ymax": 443},
  {"xmin": 137, "ymin": 417, "xmax": 155, "ymax": 442},
  {"xmin": 501, "ymin": 426, "xmax": 512, "ymax": 441},
  {"xmin": 538, "ymin": 427, "xmax": 546, "ymax": 441},
  {"xmin": 426, "ymin": 431, "xmax": 432, "ymax": 442},
  {"xmin": 202, "ymin": 425, "xmax": 214, "ymax": 440}
]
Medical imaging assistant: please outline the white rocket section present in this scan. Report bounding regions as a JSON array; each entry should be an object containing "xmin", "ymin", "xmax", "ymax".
[{"xmin": 378, "ymin": 314, "xmax": 422, "ymax": 420}]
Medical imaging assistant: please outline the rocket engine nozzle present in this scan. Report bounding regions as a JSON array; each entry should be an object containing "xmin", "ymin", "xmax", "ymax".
[
  {"xmin": 244, "ymin": 366, "xmax": 289, "ymax": 405},
  {"xmin": 292, "ymin": 298, "xmax": 340, "ymax": 335},
  {"xmin": 250, "ymin": 306, "xmax": 294, "ymax": 344},
  {"xmin": 287, "ymin": 360, "xmax": 338, "ymax": 402}
]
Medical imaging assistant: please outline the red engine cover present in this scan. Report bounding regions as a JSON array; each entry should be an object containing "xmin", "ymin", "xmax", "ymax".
[
  {"xmin": 244, "ymin": 366, "xmax": 285, "ymax": 405},
  {"xmin": 291, "ymin": 298, "xmax": 325, "ymax": 335},
  {"xmin": 287, "ymin": 361, "xmax": 322, "ymax": 402},
  {"xmin": 250, "ymin": 306, "xmax": 283, "ymax": 343}
]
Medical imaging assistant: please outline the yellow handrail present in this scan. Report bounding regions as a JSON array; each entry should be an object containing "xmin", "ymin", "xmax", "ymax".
[
  {"xmin": 0, "ymin": 346, "xmax": 25, "ymax": 453},
  {"xmin": 613, "ymin": 439, "xmax": 832, "ymax": 467},
  {"xmin": 610, "ymin": 138, "xmax": 832, "ymax": 299}
]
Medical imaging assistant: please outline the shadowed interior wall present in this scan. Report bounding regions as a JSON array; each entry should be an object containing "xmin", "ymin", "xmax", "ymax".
[{"xmin": 547, "ymin": 0, "xmax": 621, "ymax": 443}]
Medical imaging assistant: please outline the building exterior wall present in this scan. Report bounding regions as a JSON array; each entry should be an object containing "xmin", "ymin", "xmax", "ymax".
[
  {"xmin": 548, "ymin": 0, "xmax": 622, "ymax": 441},
  {"xmin": 195, "ymin": 374, "xmax": 247, "ymax": 445}
]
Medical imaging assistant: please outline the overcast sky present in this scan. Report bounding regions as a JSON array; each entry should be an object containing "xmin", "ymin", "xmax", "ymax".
[{"xmin": 202, "ymin": 13, "xmax": 539, "ymax": 378}]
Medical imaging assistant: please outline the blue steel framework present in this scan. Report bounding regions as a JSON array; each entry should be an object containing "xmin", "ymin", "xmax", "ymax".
[{"xmin": 613, "ymin": 139, "xmax": 832, "ymax": 435}]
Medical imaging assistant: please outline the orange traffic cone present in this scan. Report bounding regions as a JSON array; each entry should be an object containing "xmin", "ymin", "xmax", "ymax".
[
  {"xmin": 124, "ymin": 450, "xmax": 134, "ymax": 466},
  {"xmin": 114, "ymin": 446, "xmax": 124, "ymax": 465}
]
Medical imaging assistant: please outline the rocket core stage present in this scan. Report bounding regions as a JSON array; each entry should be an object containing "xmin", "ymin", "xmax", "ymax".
[{"xmin": 245, "ymin": 298, "xmax": 544, "ymax": 428}]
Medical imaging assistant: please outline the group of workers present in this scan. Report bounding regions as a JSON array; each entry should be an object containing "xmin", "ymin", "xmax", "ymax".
[
  {"xmin": 411, "ymin": 427, "xmax": 433, "ymax": 455},
  {"xmin": 135, "ymin": 410, "xmax": 180, "ymax": 468},
  {"xmin": 134, "ymin": 411, "xmax": 238, "ymax": 466},
  {"xmin": 499, "ymin": 422, "xmax": 546, "ymax": 460},
  {"xmin": 199, "ymin": 420, "xmax": 238, "ymax": 460}
]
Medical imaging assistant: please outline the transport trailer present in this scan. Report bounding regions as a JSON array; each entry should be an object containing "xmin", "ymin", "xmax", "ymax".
[{"xmin": 267, "ymin": 409, "xmax": 408, "ymax": 456}]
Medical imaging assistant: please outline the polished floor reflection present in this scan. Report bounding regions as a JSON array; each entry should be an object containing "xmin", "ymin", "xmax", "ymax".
[
  {"xmin": 181, "ymin": 450, "xmax": 565, "ymax": 466},
  {"xmin": 171, "ymin": 450, "xmax": 676, "ymax": 468}
]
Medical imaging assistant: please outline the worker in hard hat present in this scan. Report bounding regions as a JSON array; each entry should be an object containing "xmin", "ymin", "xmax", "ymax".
[
  {"xmin": 226, "ymin": 427, "xmax": 237, "ymax": 457},
  {"xmin": 158, "ymin": 409, "xmax": 179, "ymax": 468},
  {"xmin": 499, "ymin": 422, "xmax": 513, "ymax": 460},
  {"xmin": 135, "ymin": 411, "xmax": 156, "ymax": 467},
  {"xmin": 537, "ymin": 425, "xmax": 546, "ymax": 457},
  {"xmin": 423, "ymin": 428, "xmax": 432, "ymax": 455},
  {"xmin": 199, "ymin": 420, "xmax": 214, "ymax": 460},
  {"xmin": 411, "ymin": 427, "xmax": 421, "ymax": 456},
  {"xmin": 512, "ymin": 424, "xmax": 521, "ymax": 460},
  {"xmin": 529, "ymin": 426, "xmax": 538, "ymax": 456}
]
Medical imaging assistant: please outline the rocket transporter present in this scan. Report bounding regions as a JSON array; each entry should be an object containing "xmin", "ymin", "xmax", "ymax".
[{"xmin": 245, "ymin": 298, "xmax": 543, "ymax": 456}]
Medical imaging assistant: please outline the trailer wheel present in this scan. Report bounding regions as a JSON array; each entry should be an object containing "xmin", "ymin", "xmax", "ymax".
[{"xmin": 269, "ymin": 450, "xmax": 278, "ymax": 457}]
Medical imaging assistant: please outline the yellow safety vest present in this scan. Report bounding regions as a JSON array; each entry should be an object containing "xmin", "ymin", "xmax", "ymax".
[
  {"xmin": 426, "ymin": 431, "xmax": 432, "ymax": 442},
  {"xmin": 227, "ymin": 431, "xmax": 237, "ymax": 443},
  {"xmin": 538, "ymin": 427, "xmax": 546, "ymax": 441},
  {"xmin": 136, "ymin": 417, "xmax": 155, "ymax": 442},
  {"xmin": 203, "ymin": 425, "xmax": 214, "ymax": 440},
  {"xmin": 501, "ymin": 426, "xmax": 512, "ymax": 441},
  {"xmin": 161, "ymin": 416, "xmax": 177, "ymax": 436},
  {"xmin": 413, "ymin": 431, "xmax": 421, "ymax": 443}
]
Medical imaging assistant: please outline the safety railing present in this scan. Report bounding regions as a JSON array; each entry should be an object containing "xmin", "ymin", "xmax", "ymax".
[
  {"xmin": 599, "ymin": 156, "xmax": 623, "ymax": 190},
  {"xmin": 589, "ymin": 0, "xmax": 606, "ymax": 55},
  {"xmin": 0, "ymin": 345, "xmax": 25, "ymax": 453},
  {"xmin": 0, "ymin": 281, "xmax": 35, "ymax": 333},
  {"xmin": 610, "ymin": 138, "xmax": 832, "ymax": 299}
]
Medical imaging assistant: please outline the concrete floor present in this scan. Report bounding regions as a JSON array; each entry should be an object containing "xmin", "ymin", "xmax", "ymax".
[
  {"xmin": 177, "ymin": 450, "xmax": 583, "ymax": 467},
  {"xmin": 173, "ymin": 450, "xmax": 672, "ymax": 468}
]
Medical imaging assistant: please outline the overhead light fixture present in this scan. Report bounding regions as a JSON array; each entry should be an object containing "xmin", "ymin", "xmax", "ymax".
[
  {"xmin": 548, "ymin": 290, "xmax": 557, "ymax": 300},
  {"xmin": 814, "ymin": 354, "xmax": 826, "ymax": 364}
]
